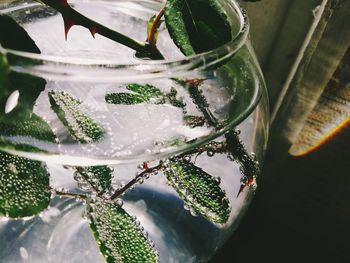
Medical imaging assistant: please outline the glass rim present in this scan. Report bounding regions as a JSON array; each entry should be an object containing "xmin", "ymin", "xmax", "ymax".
[
  {"xmin": 0, "ymin": 0, "xmax": 249, "ymax": 82},
  {"xmin": 0, "ymin": 0, "xmax": 262, "ymax": 166}
]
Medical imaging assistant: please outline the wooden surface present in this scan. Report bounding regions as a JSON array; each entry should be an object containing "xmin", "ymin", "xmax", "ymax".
[{"xmin": 241, "ymin": 0, "xmax": 322, "ymax": 108}]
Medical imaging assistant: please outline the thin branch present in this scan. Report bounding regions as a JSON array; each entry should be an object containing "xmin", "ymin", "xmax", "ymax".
[
  {"xmin": 50, "ymin": 187, "xmax": 88, "ymax": 200},
  {"xmin": 110, "ymin": 164, "xmax": 162, "ymax": 201},
  {"xmin": 177, "ymin": 79, "xmax": 259, "ymax": 193},
  {"xmin": 39, "ymin": 0, "xmax": 164, "ymax": 59}
]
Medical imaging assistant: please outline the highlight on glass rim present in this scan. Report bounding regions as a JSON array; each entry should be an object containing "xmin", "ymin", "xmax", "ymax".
[{"xmin": 0, "ymin": 0, "xmax": 268, "ymax": 262}]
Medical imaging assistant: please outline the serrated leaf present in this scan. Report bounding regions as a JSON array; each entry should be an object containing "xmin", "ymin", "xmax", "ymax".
[
  {"xmin": 0, "ymin": 151, "xmax": 51, "ymax": 218},
  {"xmin": 76, "ymin": 166, "xmax": 113, "ymax": 193},
  {"xmin": 164, "ymin": 0, "xmax": 232, "ymax": 56},
  {"xmin": 89, "ymin": 201, "xmax": 158, "ymax": 263},
  {"xmin": 164, "ymin": 159, "xmax": 230, "ymax": 224},
  {"xmin": 49, "ymin": 90, "xmax": 104, "ymax": 143}
]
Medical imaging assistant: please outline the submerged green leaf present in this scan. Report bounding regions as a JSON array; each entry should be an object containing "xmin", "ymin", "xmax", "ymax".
[
  {"xmin": 165, "ymin": 159, "xmax": 230, "ymax": 224},
  {"xmin": 105, "ymin": 83, "xmax": 163, "ymax": 105},
  {"xmin": 0, "ymin": 113, "xmax": 57, "ymax": 147},
  {"xmin": 105, "ymin": 93, "xmax": 148, "ymax": 105},
  {"xmin": 164, "ymin": 0, "xmax": 232, "ymax": 56},
  {"xmin": 89, "ymin": 201, "xmax": 158, "ymax": 263},
  {"xmin": 105, "ymin": 84, "xmax": 185, "ymax": 110},
  {"xmin": 49, "ymin": 90, "xmax": 104, "ymax": 143},
  {"xmin": 0, "ymin": 151, "xmax": 51, "ymax": 218},
  {"xmin": 127, "ymin": 83, "xmax": 163, "ymax": 98},
  {"xmin": 76, "ymin": 165, "xmax": 113, "ymax": 193}
]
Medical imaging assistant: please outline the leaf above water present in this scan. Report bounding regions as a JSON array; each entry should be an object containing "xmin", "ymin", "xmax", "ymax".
[
  {"xmin": 0, "ymin": 151, "xmax": 51, "ymax": 218},
  {"xmin": 164, "ymin": 0, "xmax": 232, "ymax": 56},
  {"xmin": 0, "ymin": 15, "xmax": 40, "ymax": 53},
  {"xmin": 164, "ymin": 159, "xmax": 230, "ymax": 224},
  {"xmin": 49, "ymin": 90, "xmax": 104, "ymax": 144},
  {"xmin": 89, "ymin": 201, "xmax": 158, "ymax": 263}
]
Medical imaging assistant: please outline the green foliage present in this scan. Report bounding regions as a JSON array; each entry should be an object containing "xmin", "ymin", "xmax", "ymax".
[
  {"xmin": 0, "ymin": 53, "xmax": 9, "ymax": 100},
  {"xmin": 0, "ymin": 113, "xmax": 57, "ymax": 149},
  {"xmin": 0, "ymin": 151, "xmax": 51, "ymax": 218},
  {"xmin": 164, "ymin": 159, "xmax": 230, "ymax": 224},
  {"xmin": 105, "ymin": 84, "xmax": 163, "ymax": 105},
  {"xmin": 164, "ymin": 0, "xmax": 232, "ymax": 56},
  {"xmin": 76, "ymin": 166, "xmax": 113, "ymax": 193},
  {"xmin": 105, "ymin": 93, "xmax": 149, "ymax": 105},
  {"xmin": 0, "ymin": 15, "xmax": 41, "ymax": 53},
  {"xmin": 105, "ymin": 83, "xmax": 185, "ymax": 109},
  {"xmin": 127, "ymin": 83, "xmax": 163, "ymax": 99},
  {"xmin": 89, "ymin": 201, "xmax": 158, "ymax": 263},
  {"xmin": 49, "ymin": 90, "xmax": 104, "ymax": 143}
]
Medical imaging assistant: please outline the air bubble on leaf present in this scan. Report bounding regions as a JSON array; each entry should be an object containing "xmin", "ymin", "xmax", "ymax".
[
  {"xmin": 207, "ymin": 150, "xmax": 215, "ymax": 157},
  {"xmin": 214, "ymin": 177, "xmax": 221, "ymax": 183},
  {"xmin": 165, "ymin": 159, "xmax": 230, "ymax": 224},
  {"xmin": 137, "ymin": 177, "xmax": 144, "ymax": 184},
  {"xmin": 115, "ymin": 199, "xmax": 124, "ymax": 207},
  {"xmin": 190, "ymin": 209, "xmax": 198, "ymax": 217}
]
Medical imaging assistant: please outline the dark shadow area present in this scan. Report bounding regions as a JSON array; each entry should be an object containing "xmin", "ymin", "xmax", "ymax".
[{"xmin": 210, "ymin": 124, "xmax": 350, "ymax": 263}]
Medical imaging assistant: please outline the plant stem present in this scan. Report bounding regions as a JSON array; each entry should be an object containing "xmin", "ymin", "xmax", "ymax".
[
  {"xmin": 40, "ymin": 0, "xmax": 164, "ymax": 59},
  {"xmin": 148, "ymin": 7, "xmax": 165, "ymax": 46},
  {"xmin": 184, "ymin": 141, "xmax": 228, "ymax": 156},
  {"xmin": 110, "ymin": 164, "xmax": 162, "ymax": 201},
  {"xmin": 51, "ymin": 187, "xmax": 88, "ymax": 200},
  {"xmin": 107, "ymin": 141, "xmax": 229, "ymax": 200},
  {"xmin": 180, "ymin": 80, "xmax": 259, "ymax": 185}
]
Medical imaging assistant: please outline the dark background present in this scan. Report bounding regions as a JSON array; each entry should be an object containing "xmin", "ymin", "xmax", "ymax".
[{"xmin": 210, "ymin": 124, "xmax": 350, "ymax": 263}]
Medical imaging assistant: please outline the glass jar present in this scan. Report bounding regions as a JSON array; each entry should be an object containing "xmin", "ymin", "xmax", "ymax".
[{"xmin": 0, "ymin": 0, "xmax": 269, "ymax": 262}]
